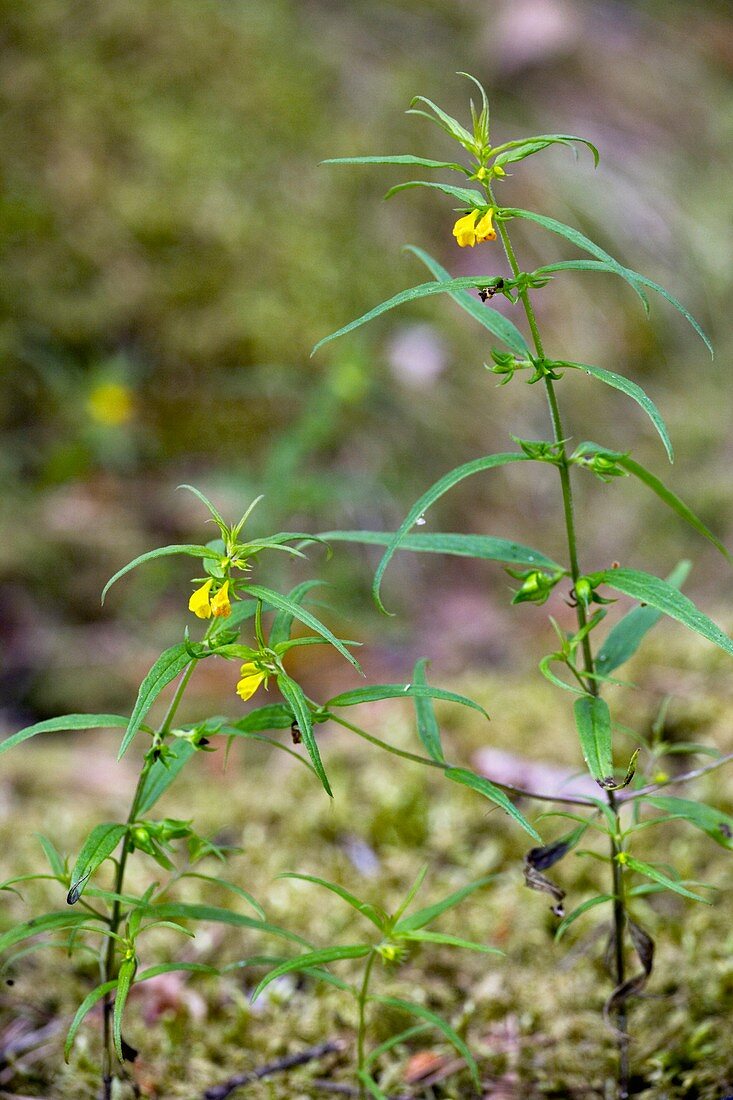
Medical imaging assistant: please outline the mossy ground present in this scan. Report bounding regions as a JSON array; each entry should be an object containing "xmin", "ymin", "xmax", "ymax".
[{"xmin": 1, "ymin": 629, "xmax": 733, "ymax": 1099}]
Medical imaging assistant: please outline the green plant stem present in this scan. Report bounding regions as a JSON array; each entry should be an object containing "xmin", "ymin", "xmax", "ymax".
[
  {"xmin": 356, "ymin": 949, "xmax": 377, "ymax": 1098},
  {"xmin": 493, "ymin": 196, "xmax": 629, "ymax": 1100},
  {"xmin": 100, "ymin": 654, "xmax": 199, "ymax": 1096}
]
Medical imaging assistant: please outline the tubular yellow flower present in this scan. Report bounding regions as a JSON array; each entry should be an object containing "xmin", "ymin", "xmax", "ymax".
[
  {"xmin": 236, "ymin": 662, "xmax": 266, "ymax": 701},
  {"xmin": 210, "ymin": 580, "xmax": 232, "ymax": 618},
  {"xmin": 474, "ymin": 208, "xmax": 496, "ymax": 241},
  {"xmin": 452, "ymin": 210, "xmax": 478, "ymax": 247},
  {"xmin": 188, "ymin": 579, "xmax": 213, "ymax": 619}
]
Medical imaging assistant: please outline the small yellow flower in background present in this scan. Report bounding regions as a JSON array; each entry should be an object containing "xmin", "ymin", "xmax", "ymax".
[
  {"xmin": 210, "ymin": 580, "xmax": 232, "ymax": 618},
  {"xmin": 236, "ymin": 662, "xmax": 266, "ymax": 701},
  {"xmin": 87, "ymin": 381, "xmax": 134, "ymax": 426},
  {"xmin": 452, "ymin": 210, "xmax": 479, "ymax": 247},
  {"xmin": 189, "ymin": 579, "xmax": 214, "ymax": 619},
  {"xmin": 474, "ymin": 208, "xmax": 496, "ymax": 241}
]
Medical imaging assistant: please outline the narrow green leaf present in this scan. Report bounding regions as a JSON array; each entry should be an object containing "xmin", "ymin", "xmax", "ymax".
[
  {"xmin": 598, "ymin": 568, "xmax": 733, "ymax": 660},
  {"xmin": 596, "ymin": 560, "xmax": 690, "ymax": 676},
  {"xmin": 245, "ymin": 584, "xmax": 360, "ymax": 672},
  {"xmin": 405, "ymin": 245, "xmax": 530, "ymax": 356},
  {"xmin": 137, "ymin": 739, "xmax": 196, "ymax": 816},
  {"xmin": 384, "ymin": 179, "xmax": 485, "ymax": 205},
  {"xmin": 562, "ymin": 362, "xmax": 672, "ymax": 462},
  {"xmin": 371, "ymin": 452, "xmax": 531, "ymax": 614},
  {"xmin": 251, "ymin": 945, "xmax": 371, "ymax": 1002},
  {"xmin": 0, "ymin": 911, "xmax": 98, "ymax": 953},
  {"xmin": 407, "ymin": 95, "xmax": 475, "ymax": 149},
  {"xmin": 621, "ymin": 856, "xmax": 710, "ymax": 903},
  {"xmin": 504, "ymin": 209, "xmax": 649, "ymax": 309},
  {"xmin": 0, "ymin": 714, "xmax": 128, "ymax": 758},
  {"xmin": 396, "ymin": 875, "xmax": 494, "ymax": 932},
  {"xmin": 363, "ymin": 1025, "xmax": 430, "ymax": 1070},
  {"xmin": 325, "ymin": 684, "xmax": 488, "ymax": 722},
  {"xmin": 644, "ymin": 796, "xmax": 733, "ymax": 851},
  {"xmin": 67, "ymin": 824, "xmax": 127, "ymax": 905},
  {"xmin": 412, "ymin": 659, "xmax": 443, "ymax": 762},
  {"xmin": 369, "ymin": 995, "xmax": 479, "ymax": 1088},
  {"xmin": 311, "ymin": 275, "xmax": 528, "ymax": 359},
  {"xmin": 444, "ymin": 768, "xmax": 541, "ymax": 841},
  {"xmin": 101, "ymin": 545, "xmax": 218, "ymax": 604},
  {"xmin": 269, "ymin": 580, "xmax": 327, "ymax": 647},
  {"xmin": 229, "ymin": 704, "xmax": 295, "ymax": 732},
  {"xmin": 278, "ymin": 873, "xmax": 387, "ymax": 930},
  {"xmin": 492, "ymin": 134, "xmax": 599, "ymax": 167},
  {"xmin": 278, "ymin": 674, "xmax": 332, "ymax": 797},
  {"xmin": 119, "ymin": 644, "xmax": 195, "ymax": 760},
  {"xmin": 112, "ymin": 958, "xmax": 136, "ymax": 1062},
  {"xmin": 401, "ymin": 930, "xmax": 503, "ymax": 954},
  {"xmin": 534, "ymin": 260, "xmax": 713, "ymax": 357},
  {"xmin": 136, "ymin": 962, "xmax": 219, "ymax": 982},
  {"xmin": 319, "ymin": 529, "xmax": 560, "ymax": 571},
  {"xmin": 574, "ymin": 696, "xmax": 615, "ymax": 789},
  {"xmin": 64, "ymin": 979, "xmax": 117, "ymax": 1061},
  {"xmin": 356, "ymin": 1071, "xmax": 389, "ymax": 1100},
  {"xmin": 35, "ymin": 835, "xmax": 66, "ymax": 878},
  {"xmin": 139, "ymin": 904, "xmax": 310, "ymax": 947},
  {"xmin": 616, "ymin": 454, "xmax": 730, "ymax": 560},
  {"xmin": 321, "ymin": 154, "xmax": 471, "ymax": 174},
  {"xmin": 555, "ymin": 894, "xmax": 613, "ymax": 940},
  {"xmin": 180, "ymin": 875, "xmax": 265, "ymax": 919}
]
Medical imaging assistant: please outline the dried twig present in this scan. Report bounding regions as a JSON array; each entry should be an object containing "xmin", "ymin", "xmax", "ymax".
[{"xmin": 202, "ymin": 1039, "xmax": 347, "ymax": 1100}]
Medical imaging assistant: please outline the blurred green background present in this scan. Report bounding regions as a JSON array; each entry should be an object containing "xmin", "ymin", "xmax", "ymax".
[{"xmin": 2, "ymin": 0, "xmax": 733, "ymax": 726}]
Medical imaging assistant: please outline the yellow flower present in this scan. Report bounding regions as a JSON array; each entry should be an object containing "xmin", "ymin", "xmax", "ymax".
[
  {"xmin": 474, "ymin": 209, "xmax": 496, "ymax": 241},
  {"xmin": 452, "ymin": 210, "xmax": 479, "ymax": 247},
  {"xmin": 475, "ymin": 165, "xmax": 488, "ymax": 181},
  {"xmin": 210, "ymin": 580, "xmax": 232, "ymax": 618},
  {"xmin": 236, "ymin": 662, "xmax": 266, "ymax": 701},
  {"xmin": 87, "ymin": 381, "xmax": 134, "ymax": 426},
  {"xmin": 188, "ymin": 579, "xmax": 214, "ymax": 619}
]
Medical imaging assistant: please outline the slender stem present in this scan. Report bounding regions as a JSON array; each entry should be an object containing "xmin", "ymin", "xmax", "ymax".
[
  {"xmin": 619, "ymin": 750, "xmax": 733, "ymax": 803},
  {"xmin": 329, "ymin": 713, "xmax": 596, "ymax": 807},
  {"xmin": 100, "ymin": 654, "xmax": 200, "ymax": 1094},
  {"xmin": 356, "ymin": 950, "xmax": 377, "ymax": 1098},
  {"xmin": 492, "ymin": 193, "xmax": 629, "ymax": 1099}
]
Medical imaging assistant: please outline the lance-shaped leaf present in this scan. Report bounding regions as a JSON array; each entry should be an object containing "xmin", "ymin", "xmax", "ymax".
[
  {"xmin": 311, "ymin": 275, "xmax": 528, "ymax": 359},
  {"xmin": 644, "ymin": 796, "xmax": 733, "ymax": 851},
  {"xmin": 595, "ymin": 560, "xmax": 690, "ymax": 676},
  {"xmin": 67, "ymin": 823, "xmax": 128, "ymax": 905},
  {"xmin": 576, "ymin": 444, "xmax": 729, "ymax": 559},
  {"xmin": 113, "ymin": 957, "xmax": 136, "ymax": 1062},
  {"xmin": 596, "ymin": 568, "xmax": 733, "ymax": 660},
  {"xmin": 244, "ymin": 584, "xmax": 360, "ymax": 672},
  {"xmin": 119, "ymin": 643, "xmax": 197, "ymax": 760},
  {"xmin": 0, "ymin": 910, "xmax": 99, "ymax": 953},
  {"xmin": 503, "ymin": 207, "xmax": 649, "ymax": 308},
  {"xmin": 620, "ymin": 856, "xmax": 710, "ymax": 903},
  {"xmin": 395, "ymin": 875, "xmax": 494, "ymax": 932},
  {"xmin": 321, "ymin": 154, "xmax": 471, "ymax": 174},
  {"xmin": 229, "ymin": 703, "xmax": 295, "ymax": 732},
  {"xmin": 384, "ymin": 179, "xmax": 485, "ymax": 205},
  {"xmin": 491, "ymin": 133, "xmax": 599, "ymax": 167},
  {"xmin": 269, "ymin": 579, "xmax": 327, "ymax": 647},
  {"xmin": 319, "ymin": 529, "xmax": 561, "ymax": 571},
  {"xmin": 278, "ymin": 873, "xmax": 387, "ymax": 930},
  {"xmin": 411, "ymin": 659, "xmax": 444, "ymax": 762},
  {"xmin": 534, "ymin": 259, "xmax": 713, "ymax": 357},
  {"xmin": 326, "ymin": 682, "xmax": 488, "ymax": 720},
  {"xmin": 64, "ymin": 979, "xmax": 118, "ymax": 1061},
  {"xmin": 407, "ymin": 94, "xmax": 475, "ymax": 150},
  {"xmin": 574, "ymin": 695, "xmax": 616, "ymax": 790},
  {"xmin": 370, "ymin": 452, "xmax": 532, "ymax": 614},
  {"xmin": 278, "ymin": 674, "xmax": 331, "ymax": 796},
  {"xmin": 555, "ymin": 893, "xmax": 613, "ymax": 940},
  {"xmin": 101, "ymin": 544, "xmax": 220, "ymax": 604},
  {"xmin": 137, "ymin": 739, "xmax": 197, "ymax": 816},
  {"xmin": 0, "ymin": 714, "xmax": 129, "ymax": 758},
  {"xmin": 139, "ymin": 903, "xmax": 311, "ymax": 946},
  {"xmin": 369, "ymin": 995, "xmax": 479, "ymax": 1089},
  {"xmin": 444, "ymin": 767, "xmax": 541, "ymax": 841},
  {"xmin": 251, "ymin": 945, "xmax": 371, "ymax": 1002},
  {"xmin": 406, "ymin": 244, "xmax": 530, "ymax": 356},
  {"xmin": 560, "ymin": 362, "xmax": 673, "ymax": 462}
]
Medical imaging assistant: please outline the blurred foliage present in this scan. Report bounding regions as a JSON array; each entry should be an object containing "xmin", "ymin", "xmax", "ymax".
[{"xmin": 2, "ymin": 0, "xmax": 733, "ymax": 719}]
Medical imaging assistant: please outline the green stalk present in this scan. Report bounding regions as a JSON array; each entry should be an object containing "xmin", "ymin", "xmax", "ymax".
[
  {"xmin": 491, "ymin": 192, "xmax": 629, "ymax": 1099},
  {"xmin": 356, "ymin": 949, "xmax": 377, "ymax": 1098},
  {"xmin": 100, "ymin": 654, "xmax": 200, "ymax": 1097}
]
